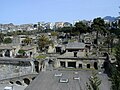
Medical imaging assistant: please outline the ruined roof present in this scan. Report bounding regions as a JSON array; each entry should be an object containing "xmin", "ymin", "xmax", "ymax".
[
  {"xmin": 0, "ymin": 46, "xmax": 13, "ymax": 50},
  {"xmin": 66, "ymin": 42, "xmax": 85, "ymax": 49},
  {"xmin": 21, "ymin": 46, "xmax": 35, "ymax": 51},
  {"xmin": 0, "ymin": 44, "xmax": 15, "ymax": 50}
]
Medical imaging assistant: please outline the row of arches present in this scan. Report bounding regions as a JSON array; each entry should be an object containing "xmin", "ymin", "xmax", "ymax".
[
  {"xmin": 9, "ymin": 77, "xmax": 36, "ymax": 86},
  {"xmin": 60, "ymin": 61, "xmax": 98, "ymax": 69}
]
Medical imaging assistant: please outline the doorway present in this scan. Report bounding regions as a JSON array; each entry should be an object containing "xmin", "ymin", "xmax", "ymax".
[
  {"xmin": 23, "ymin": 78, "xmax": 30, "ymax": 85},
  {"xmin": 68, "ymin": 62, "xmax": 76, "ymax": 68},
  {"xmin": 5, "ymin": 50, "xmax": 10, "ymax": 57},
  {"xmin": 60, "ymin": 61, "xmax": 65, "ymax": 67},
  {"xmin": 94, "ymin": 62, "xmax": 98, "ymax": 69},
  {"xmin": 79, "ymin": 64, "xmax": 82, "ymax": 68},
  {"xmin": 87, "ymin": 64, "xmax": 90, "ymax": 68},
  {"xmin": 34, "ymin": 61, "xmax": 39, "ymax": 73}
]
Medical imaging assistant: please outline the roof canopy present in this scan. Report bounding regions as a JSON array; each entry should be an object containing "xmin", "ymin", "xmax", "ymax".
[{"xmin": 66, "ymin": 42, "xmax": 85, "ymax": 50}]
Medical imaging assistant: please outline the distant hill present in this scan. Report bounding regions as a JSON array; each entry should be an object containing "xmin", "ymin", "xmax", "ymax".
[
  {"xmin": 116, "ymin": 16, "xmax": 120, "ymax": 20},
  {"xmin": 103, "ymin": 16, "xmax": 116, "ymax": 22}
]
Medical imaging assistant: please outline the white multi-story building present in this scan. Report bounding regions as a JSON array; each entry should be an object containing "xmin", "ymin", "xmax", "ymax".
[{"xmin": 55, "ymin": 22, "xmax": 64, "ymax": 29}]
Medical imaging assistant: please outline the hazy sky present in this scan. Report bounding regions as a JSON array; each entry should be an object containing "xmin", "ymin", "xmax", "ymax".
[{"xmin": 0, "ymin": 0, "xmax": 120, "ymax": 24}]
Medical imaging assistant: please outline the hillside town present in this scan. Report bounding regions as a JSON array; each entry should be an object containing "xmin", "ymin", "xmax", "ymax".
[{"xmin": 0, "ymin": 16, "xmax": 120, "ymax": 90}]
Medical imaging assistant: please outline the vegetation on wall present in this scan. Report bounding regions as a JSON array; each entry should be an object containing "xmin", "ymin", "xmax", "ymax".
[{"xmin": 3, "ymin": 38, "xmax": 12, "ymax": 44}]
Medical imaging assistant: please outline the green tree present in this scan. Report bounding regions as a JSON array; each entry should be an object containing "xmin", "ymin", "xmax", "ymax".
[
  {"xmin": 86, "ymin": 72, "xmax": 101, "ymax": 90},
  {"xmin": 115, "ymin": 45, "xmax": 120, "ymax": 70},
  {"xmin": 38, "ymin": 35, "xmax": 53, "ymax": 52},
  {"xmin": 74, "ymin": 21, "xmax": 88, "ymax": 34},
  {"xmin": 51, "ymin": 31, "xmax": 58, "ymax": 36},
  {"xmin": 0, "ymin": 33, "xmax": 4, "ymax": 44},
  {"xmin": 23, "ymin": 36, "xmax": 32, "ymax": 45},
  {"xmin": 18, "ymin": 49, "xmax": 25, "ymax": 55},
  {"xmin": 17, "ymin": 49, "xmax": 26, "ymax": 57},
  {"xmin": 108, "ymin": 45, "xmax": 120, "ymax": 90},
  {"xmin": 91, "ymin": 17, "xmax": 107, "ymax": 45},
  {"xmin": 57, "ymin": 27, "xmax": 73, "ymax": 33},
  {"xmin": 74, "ymin": 21, "xmax": 88, "ymax": 41},
  {"xmin": 118, "ymin": 18, "xmax": 120, "ymax": 28},
  {"xmin": 3, "ymin": 38, "xmax": 12, "ymax": 44},
  {"xmin": 104, "ymin": 33, "xmax": 115, "ymax": 53},
  {"xmin": 109, "ymin": 65, "xmax": 120, "ymax": 90}
]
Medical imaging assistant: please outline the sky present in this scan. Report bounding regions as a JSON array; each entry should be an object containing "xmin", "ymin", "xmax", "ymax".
[{"xmin": 0, "ymin": 0, "xmax": 120, "ymax": 24}]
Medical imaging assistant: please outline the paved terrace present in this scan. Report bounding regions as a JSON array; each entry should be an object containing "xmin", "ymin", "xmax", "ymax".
[
  {"xmin": 0, "ymin": 84, "xmax": 26, "ymax": 90},
  {"xmin": 0, "ymin": 57, "xmax": 35, "ymax": 62},
  {"xmin": 25, "ymin": 70, "xmax": 111, "ymax": 90}
]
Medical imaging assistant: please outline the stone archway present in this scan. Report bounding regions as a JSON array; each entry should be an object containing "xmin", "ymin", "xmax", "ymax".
[
  {"xmin": 9, "ymin": 81, "xmax": 14, "ymax": 84},
  {"xmin": 94, "ymin": 62, "xmax": 98, "ymax": 70},
  {"xmin": 23, "ymin": 78, "xmax": 31, "ymax": 85},
  {"xmin": 16, "ymin": 81, "xmax": 22, "ymax": 85},
  {"xmin": 34, "ymin": 61, "xmax": 39, "ymax": 73},
  {"xmin": 30, "ymin": 52, "xmax": 32, "ymax": 57},
  {"xmin": 32, "ymin": 77, "xmax": 36, "ymax": 80},
  {"xmin": 79, "ymin": 64, "xmax": 82, "ymax": 68},
  {"xmin": 5, "ymin": 50, "xmax": 10, "ymax": 57}
]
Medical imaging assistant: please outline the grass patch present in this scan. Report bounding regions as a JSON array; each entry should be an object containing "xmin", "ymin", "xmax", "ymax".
[
  {"xmin": 35, "ymin": 55, "xmax": 46, "ymax": 59},
  {"xmin": 69, "ymin": 39, "xmax": 76, "ymax": 42},
  {"xmin": 111, "ymin": 47, "xmax": 116, "ymax": 55}
]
